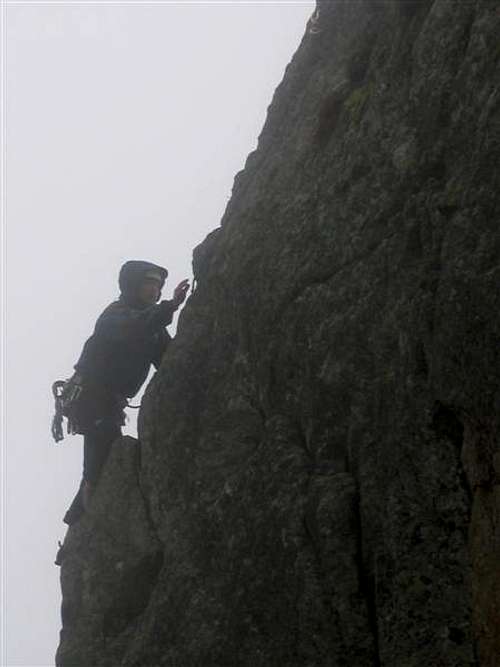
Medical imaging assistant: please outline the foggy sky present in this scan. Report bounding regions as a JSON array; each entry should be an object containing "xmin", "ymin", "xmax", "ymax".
[{"xmin": 3, "ymin": 3, "xmax": 313, "ymax": 665}]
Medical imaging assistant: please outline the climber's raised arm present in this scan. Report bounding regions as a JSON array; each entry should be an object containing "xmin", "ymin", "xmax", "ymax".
[
  {"xmin": 94, "ymin": 300, "xmax": 176, "ymax": 342},
  {"xmin": 93, "ymin": 274, "xmax": 189, "ymax": 343}
]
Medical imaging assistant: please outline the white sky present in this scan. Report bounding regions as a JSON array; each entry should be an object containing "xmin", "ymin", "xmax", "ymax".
[{"xmin": 2, "ymin": 2, "xmax": 313, "ymax": 665}]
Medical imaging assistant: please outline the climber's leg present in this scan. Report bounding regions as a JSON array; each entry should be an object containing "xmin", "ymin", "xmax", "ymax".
[
  {"xmin": 82, "ymin": 416, "xmax": 122, "ymax": 486},
  {"xmin": 63, "ymin": 417, "xmax": 122, "ymax": 526}
]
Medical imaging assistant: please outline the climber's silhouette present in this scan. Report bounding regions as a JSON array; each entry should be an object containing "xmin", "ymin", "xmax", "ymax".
[{"xmin": 56, "ymin": 260, "xmax": 189, "ymax": 526}]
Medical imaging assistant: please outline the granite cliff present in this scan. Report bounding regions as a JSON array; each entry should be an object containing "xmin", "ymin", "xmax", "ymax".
[{"xmin": 57, "ymin": 1, "xmax": 500, "ymax": 665}]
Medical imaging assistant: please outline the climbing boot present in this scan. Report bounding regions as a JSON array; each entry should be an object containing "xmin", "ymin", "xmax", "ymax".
[
  {"xmin": 63, "ymin": 481, "xmax": 85, "ymax": 525},
  {"xmin": 54, "ymin": 540, "xmax": 66, "ymax": 566}
]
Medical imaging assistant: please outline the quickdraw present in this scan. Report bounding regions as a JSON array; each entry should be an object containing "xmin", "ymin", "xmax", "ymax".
[
  {"xmin": 51, "ymin": 381, "xmax": 66, "ymax": 443},
  {"xmin": 51, "ymin": 376, "xmax": 84, "ymax": 443}
]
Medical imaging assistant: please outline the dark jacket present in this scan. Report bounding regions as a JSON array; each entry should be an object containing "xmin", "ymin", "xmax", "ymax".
[{"xmin": 74, "ymin": 299, "xmax": 175, "ymax": 399}]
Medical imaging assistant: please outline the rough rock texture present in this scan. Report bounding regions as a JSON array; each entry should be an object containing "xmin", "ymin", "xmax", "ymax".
[
  {"xmin": 57, "ymin": 1, "xmax": 500, "ymax": 666},
  {"xmin": 56, "ymin": 437, "xmax": 163, "ymax": 667}
]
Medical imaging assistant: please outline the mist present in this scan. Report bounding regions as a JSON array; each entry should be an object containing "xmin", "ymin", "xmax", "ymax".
[{"xmin": 4, "ymin": 3, "xmax": 313, "ymax": 665}]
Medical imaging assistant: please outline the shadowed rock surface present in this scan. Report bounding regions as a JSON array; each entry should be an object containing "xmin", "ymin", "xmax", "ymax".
[
  {"xmin": 56, "ymin": 437, "xmax": 163, "ymax": 667},
  {"xmin": 57, "ymin": 1, "xmax": 500, "ymax": 665}
]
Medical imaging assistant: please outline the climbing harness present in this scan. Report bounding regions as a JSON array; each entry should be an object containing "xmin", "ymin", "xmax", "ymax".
[{"xmin": 51, "ymin": 375, "xmax": 140, "ymax": 442}]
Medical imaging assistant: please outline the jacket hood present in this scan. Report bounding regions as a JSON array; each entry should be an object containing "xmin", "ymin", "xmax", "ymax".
[{"xmin": 118, "ymin": 261, "xmax": 168, "ymax": 299}]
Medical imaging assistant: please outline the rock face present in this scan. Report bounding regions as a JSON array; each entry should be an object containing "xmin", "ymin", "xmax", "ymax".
[
  {"xmin": 57, "ymin": 2, "xmax": 500, "ymax": 666},
  {"xmin": 56, "ymin": 437, "xmax": 163, "ymax": 667}
]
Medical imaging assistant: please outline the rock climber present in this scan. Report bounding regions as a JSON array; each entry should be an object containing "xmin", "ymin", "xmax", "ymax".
[{"xmin": 60, "ymin": 260, "xmax": 189, "ymax": 526}]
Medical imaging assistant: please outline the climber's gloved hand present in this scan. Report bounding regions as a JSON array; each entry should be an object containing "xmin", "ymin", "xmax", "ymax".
[{"xmin": 172, "ymin": 279, "xmax": 190, "ymax": 308}]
